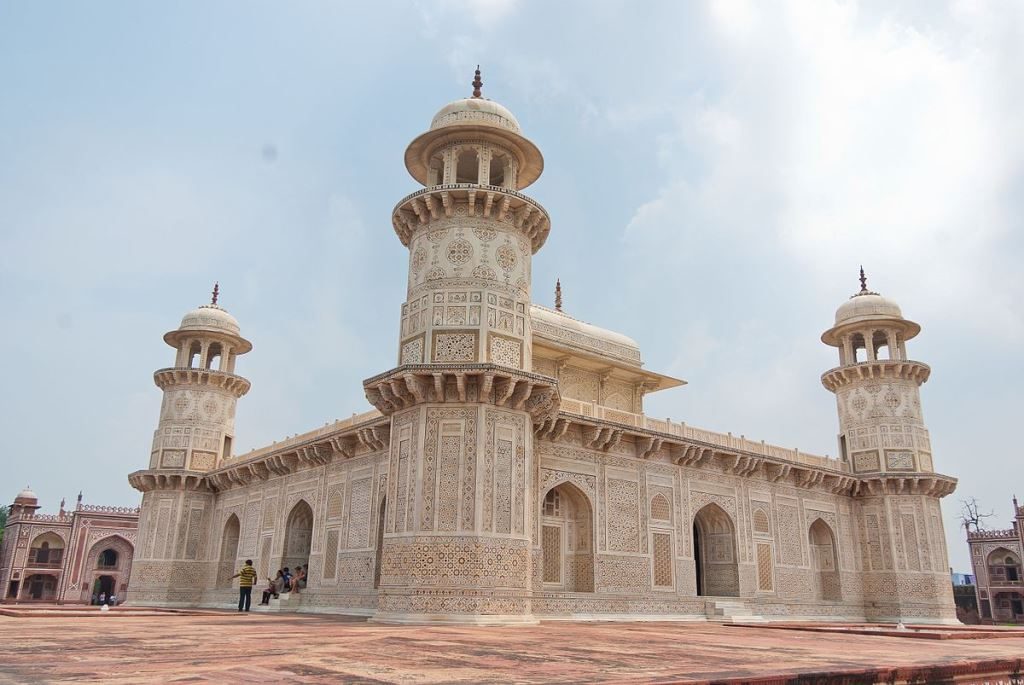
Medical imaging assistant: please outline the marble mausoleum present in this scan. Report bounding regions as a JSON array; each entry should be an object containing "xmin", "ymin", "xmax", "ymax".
[{"xmin": 126, "ymin": 71, "xmax": 959, "ymax": 625}]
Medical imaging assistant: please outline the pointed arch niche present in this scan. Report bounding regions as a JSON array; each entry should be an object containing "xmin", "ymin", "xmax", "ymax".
[
  {"xmin": 217, "ymin": 514, "xmax": 240, "ymax": 588},
  {"xmin": 809, "ymin": 518, "xmax": 842, "ymax": 601},
  {"xmin": 282, "ymin": 500, "xmax": 313, "ymax": 573},
  {"xmin": 693, "ymin": 503, "xmax": 739, "ymax": 597},
  {"xmin": 540, "ymin": 482, "xmax": 594, "ymax": 592}
]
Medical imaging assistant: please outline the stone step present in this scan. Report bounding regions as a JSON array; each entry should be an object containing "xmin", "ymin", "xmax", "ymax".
[
  {"xmin": 706, "ymin": 599, "xmax": 765, "ymax": 623},
  {"xmin": 253, "ymin": 592, "xmax": 303, "ymax": 613}
]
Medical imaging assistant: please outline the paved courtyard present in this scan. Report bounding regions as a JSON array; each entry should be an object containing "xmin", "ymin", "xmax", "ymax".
[{"xmin": 1, "ymin": 611, "xmax": 1023, "ymax": 684}]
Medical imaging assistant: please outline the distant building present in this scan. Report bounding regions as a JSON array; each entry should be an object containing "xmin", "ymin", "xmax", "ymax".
[
  {"xmin": 951, "ymin": 571, "xmax": 976, "ymax": 586},
  {"xmin": 0, "ymin": 488, "xmax": 139, "ymax": 603},
  {"xmin": 966, "ymin": 496, "xmax": 1023, "ymax": 624}
]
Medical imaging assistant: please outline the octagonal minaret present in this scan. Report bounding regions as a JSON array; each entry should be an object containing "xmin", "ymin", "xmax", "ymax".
[
  {"xmin": 822, "ymin": 269, "xmax": 957, "ymax": 624},
  {"xmin": 365, "ymin": 70, "xmax": 560, "ymax": 624},
  {"xmin": 128, "ymin": 285, "xmax": 252, "ymax": 605},
  {"xmin": 821, "ymin": 269, "xmax": 932, "ymax": 475}
]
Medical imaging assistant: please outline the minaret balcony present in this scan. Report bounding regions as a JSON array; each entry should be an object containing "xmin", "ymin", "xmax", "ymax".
[
  {"xmin": 153, "ymin": 367, "xmax": 251, "ymax": 397},
  {"xmin": 363, "ymin": 363, "xmax": 560, "ymax": 425},
  {"xmin": 392, "ymin": 184, "xmax": 551, "ymax": 252},
  {"xmin": 821, "ymin": 359, "xmax": 930, "ymax": 391}
]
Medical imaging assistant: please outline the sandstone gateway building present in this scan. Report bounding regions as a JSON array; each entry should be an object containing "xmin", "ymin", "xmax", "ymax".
[{"xmin": 128, "ymin": 73, "xmax": 958, "ymax": 624}]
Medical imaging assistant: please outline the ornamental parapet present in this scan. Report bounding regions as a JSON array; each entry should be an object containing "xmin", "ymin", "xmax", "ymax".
[
  {"xmin": 535, "ymin": 408, "xmax": 956, "ymax": 498},
  {"xmin": 128, "ymin": 469, "xmax": 213, "ymax": 493},
  {"xmin": 968, "ymin": 528, "xmax": 1019, "ymax": 540},
  {"xmin": 204, "ymin": 410, "xmax": 389, "ymax": 492},
  {"xmin": 363, "ymin": 363, "xmax": 560, "ymax": 424},
  {"xmin": 75, "ymin": 504, "xmax": 140, "ymax": 515},
  {"xmin": 153, "ymin": 367, "xmax": 251, "ymax": 397},
  {"xmin": 821, "ymin": 359, "xmax": 930, "ymax": 391},
  {"xmin": 8, "ymin": 512, "xmax": 68, "ymax": 523},
  {"xmin": 392, "ymin": 184, "xmax": 551, "ymax": 252}
]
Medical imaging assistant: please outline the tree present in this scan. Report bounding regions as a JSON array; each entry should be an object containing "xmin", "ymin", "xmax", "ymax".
[
  {"xmin": 959, "ymin": 497, "xmax": 995, "ymax": 533},
  {"xmin": 0, "ymin": 505, "xmax": 8, "ymax": 546}
]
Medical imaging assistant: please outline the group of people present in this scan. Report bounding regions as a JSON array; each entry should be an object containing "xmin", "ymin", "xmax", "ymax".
[
  {"xmin": 259, "ymin": 566, "xmax": 306, "ymax": 605},
  {"xmin": 231, "ymin": 559, "xmax": 306, "ymax": 612}
]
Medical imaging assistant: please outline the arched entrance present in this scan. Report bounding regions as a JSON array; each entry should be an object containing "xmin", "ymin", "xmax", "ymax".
[
  {"xmin": 82, "ymin": 535, "xmax": 135, "ymax": 603},
  {"xmin": 539, "ymin": 482, "xmax": 594, "ymax": 592},
  {"xmin": 21, "ymin": 573, "xmax": 58, "ymax": 601},
  {"xmin": 282, "ymin": 500, "xmax": 313, "ymax": 573},
  {"xmin": 373, "ymin": 498, "xmax": 386, "ymax": 589},
  {"xmin": 809, "ymin": 519, "xmax": 841, "ymax": 601},
  {"xmin": 217, "ymin": 514, "xmax": 241, "ymax": 588},
  {"xmin": 693, "ymin": 503, "xmax": 738, "ymax": 597}
]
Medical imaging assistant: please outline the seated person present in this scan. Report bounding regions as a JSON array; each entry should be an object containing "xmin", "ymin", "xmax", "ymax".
[{"xmin": 289, "ymin": 565, "xmax": 306, "ymax": 594}]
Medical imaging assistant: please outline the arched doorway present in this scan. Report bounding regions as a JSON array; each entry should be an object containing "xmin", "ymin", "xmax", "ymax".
[
  {"xmin": 693, "ymin": 503, "xmax": 738, "ymax": 597},
  {"xmin": 809, "ymin": 519, "xmax": 841, "ymax": 601},
  {"xmin": 373, "ymin": 498, "xmax": 386, "ymax": 589},
  {"xmin": 539, "ymin": 483, "xmax": 594, "ymax": 592},
  {"xmin": 217, "ymin": 514, "xmax": 241, "ymax": 588},
  {"xmin": 82, "ymin": 535, "xmax": 135, "ymax": 604},
  {"xmin": 21, "ymin": 573, "xmax": 58, "ymax": 601},
  {"xmin": 282, "ymin": 500, "xmax": 313, "ymax": 573}
]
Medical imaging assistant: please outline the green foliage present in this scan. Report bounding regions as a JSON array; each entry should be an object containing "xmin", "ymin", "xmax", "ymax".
[{"xmin": 0, "ymin": 505, "xmax": 8, "ymax": 546}]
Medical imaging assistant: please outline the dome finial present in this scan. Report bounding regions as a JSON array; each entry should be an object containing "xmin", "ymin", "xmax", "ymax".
[
  {"xmin": 472, "ymin": 65, "xmax": 483, "ymax": 98},
  {"xmin": 858, "ymin": 266, "xmax": 868, "ymax": 294},
  {"xmin": 555, "ymin": 279, "xmax": 563, "ymax": 312},
  {"xmin": 211, "ymin": 281, "xmax": 220, "ymax": 305}
]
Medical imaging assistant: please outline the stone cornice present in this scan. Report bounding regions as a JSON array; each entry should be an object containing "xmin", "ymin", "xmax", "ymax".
[
  {"xmin": 204, "ymin": 416, "xmax": 390, "ymax": 493},
  {"xmin": 537, "ymin": 410, "xmax": 956, "ymax": 498},
  {"xmin": 153, "ymin": 367, "xmax": 251, "ymax": 397},
  {"xmin": 821, "ymin": 359, "xmax": 930, "ymax": 391},
  {"xmin": 392, "ymin": 184, "xmax": 550, "ymax": 253},
  {"xmin": 363, "ymin": 364, "xmax": 560, "ymax": 425}
]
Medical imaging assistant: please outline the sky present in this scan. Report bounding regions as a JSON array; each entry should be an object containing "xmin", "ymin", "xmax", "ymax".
[{"xmin": 1, "ymin": 0, "xmax": 1021, "ymax": 572}]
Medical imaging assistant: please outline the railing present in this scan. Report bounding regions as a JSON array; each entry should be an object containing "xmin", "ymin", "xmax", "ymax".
[
  {"xmin": 77, "ymin": 505, "xmax": 140, "ymax": 515},
  {"xmin": 11, "ymin": 513, "xmax": 67, "ymax": 523},
  {"xmin": 235, "ymin": 408, "xmax": 384, "ymax": 462},
  {"xmin": 558, "ymin": 398, "xmax": 842, "ymax": 471},
  {"xmin": 27, "ymin": 560, "xmax": 62, "ymax": 569},
  {"xmin": 989, "ymin": 579, "xmax": 1022, "ymax": 587},
  {"xmin": 968, "ymin": 528, "xmax": 1018, "ymax": 540}
]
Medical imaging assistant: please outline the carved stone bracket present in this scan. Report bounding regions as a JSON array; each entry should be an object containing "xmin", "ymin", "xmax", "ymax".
[
  {"xmin": 363, "ymin": 364, "xmax": 560, "ymax": 425},
  {"xmin": 821, "ymin": 359, "xmax": 931, "ymax": 391},
  {"xmin": 153, "ymin": 367, "xmax": 251, "ymax": 397},
  {"xmin": 852, "ymin": 474, "xmax": 957, "ymax": 498},
  {"xmin": 127, "ymin": 469, "xmax": 213, "ymax": 493}
]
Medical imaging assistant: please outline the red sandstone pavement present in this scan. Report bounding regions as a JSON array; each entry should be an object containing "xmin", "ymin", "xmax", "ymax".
[{"xmin": 1, "ymin": 612, "xmax": 1023, "ymax": 684}]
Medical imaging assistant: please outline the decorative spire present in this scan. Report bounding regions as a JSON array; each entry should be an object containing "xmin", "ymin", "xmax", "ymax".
[
  {"xmin": 76, "ymin": 491, "xmax": 83, "ymax": 510},
  {"xmin": 211, "ymin": 281, "xmax": 220, "ymax": 305},
  {"xmin": 472, "ymin": 66, "xmax": 483, "ymax": 98},
  {"xmin": 858, "ymin": 266, "xmax": 868, "ymax": 294},
  {"xmin": 555, "ymin": 279, "xmax": 563, "ymax": 312}
]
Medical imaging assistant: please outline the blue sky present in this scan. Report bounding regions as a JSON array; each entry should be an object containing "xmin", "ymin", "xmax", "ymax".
[{"xmin": 2, "ymin": 1, "xmax": 1022, "ymax": 570}]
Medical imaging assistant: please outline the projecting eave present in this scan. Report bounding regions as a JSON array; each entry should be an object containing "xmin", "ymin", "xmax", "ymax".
[{"xmin": 532, "ymin": 338, "xmax": 686, "ymax": 394}]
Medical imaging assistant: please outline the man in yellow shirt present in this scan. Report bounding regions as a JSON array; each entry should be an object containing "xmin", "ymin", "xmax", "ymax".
[{"xmin": 230, "ymin": 559, "xmax": 258, "ymax": 612}]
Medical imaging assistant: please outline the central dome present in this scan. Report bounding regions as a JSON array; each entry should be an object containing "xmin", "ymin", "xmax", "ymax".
[{"xmin": 430, "ymin": 97, "xmax": 522, "ymax": 134}]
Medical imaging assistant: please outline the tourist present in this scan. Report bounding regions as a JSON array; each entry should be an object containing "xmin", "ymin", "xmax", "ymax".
[
  {"xmin": 289, "ymin": 565, "xmax": 306, "ymax": 595},
  {"xmin": 229, "ymin": 559, "xmax": 257, "ymax": 612},
  {"xmin": 282, "ymin": 567, "xmax": 291, "ymax": 590},
  {"xmin": 260, "ymin": 571, "xmax": 283, "ymax": 605}
]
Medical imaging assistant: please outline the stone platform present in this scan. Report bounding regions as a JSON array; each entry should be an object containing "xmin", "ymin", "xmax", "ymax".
[{"xmin": 0, "ymin": 612, "xmax": 1022, "ymax": 684}]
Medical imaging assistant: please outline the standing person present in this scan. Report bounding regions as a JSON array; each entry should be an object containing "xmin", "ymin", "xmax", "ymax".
[{"xmin": 230, "ymin": 559, "xmax": 258, "ymax": 612}]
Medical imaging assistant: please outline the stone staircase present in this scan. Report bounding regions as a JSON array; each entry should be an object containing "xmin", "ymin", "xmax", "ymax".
[
  {"xmin": 706, "ymin": 599, "xmax": 766, "ymax": 623},
  {"xmin": 254, "ymin": 592, "xmax": 302, "ymax": 613}
]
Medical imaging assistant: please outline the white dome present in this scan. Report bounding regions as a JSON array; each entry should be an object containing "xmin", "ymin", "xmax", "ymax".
[
  {"xmin": 430, "ymin": 97, "xmax": 522, "ymax": 134},
  {"xmin": 179, "ymin": 304, "xmax": 241, "ymax": 337},
  {"xmin": 531, "ymin": 305, "xmax": 642, "ymax": 365},
  {"xmin": 834, "ymin": 292, "xmax": 904, "ymax": 326},
  {"xmin": 15, "ymin": 486, "xmax": 37, "ymax": 501}
]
